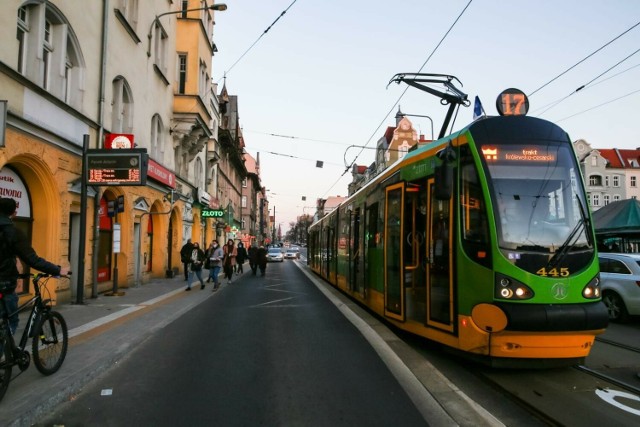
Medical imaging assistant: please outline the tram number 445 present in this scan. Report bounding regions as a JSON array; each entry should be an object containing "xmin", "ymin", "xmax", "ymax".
[{"xmin": 536, "ymin": 267, "xmax": 570, "ymax": 277}]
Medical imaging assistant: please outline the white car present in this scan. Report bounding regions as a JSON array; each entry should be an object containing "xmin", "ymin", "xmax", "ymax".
[
  {"xmin": 284, "ymin": 247, "xmax": 300, "ymax": 259},
  {"xmin": 598, "ymin": 252, "xmax": 640, "ymax": 322},
  {"xmin": 267, "ymin": 247, "xmax": 284, "ymax": 262}
]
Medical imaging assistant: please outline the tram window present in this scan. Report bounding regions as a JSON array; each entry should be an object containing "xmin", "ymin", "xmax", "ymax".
[{"xmin": 460, "ymin": 145, "xmax": 491, "ymax": 267}]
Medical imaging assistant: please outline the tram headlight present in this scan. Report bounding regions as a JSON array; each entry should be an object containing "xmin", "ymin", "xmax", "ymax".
[
  {"xmin": 582, "ymin": 275, "xmax": 601, "ymax": 300},
  {"xmin": 495, "ymin": 273, "xmax": 534, "ymax": 300}
]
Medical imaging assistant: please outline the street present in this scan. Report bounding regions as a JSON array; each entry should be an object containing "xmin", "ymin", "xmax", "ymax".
[{"xmin": 35, "ymin": 261, "xmax": 430, "ymax": 426}]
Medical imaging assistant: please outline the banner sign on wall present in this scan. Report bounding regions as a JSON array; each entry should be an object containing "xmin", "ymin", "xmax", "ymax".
[{"xmin": 0, "ymin": 167, "xmax": 30, "ymax": 217}]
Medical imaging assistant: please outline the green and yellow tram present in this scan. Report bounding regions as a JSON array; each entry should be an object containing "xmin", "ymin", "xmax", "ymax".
[{"xmin": 308, "ymin": 80, "xmax": 608, "ymax": 367}]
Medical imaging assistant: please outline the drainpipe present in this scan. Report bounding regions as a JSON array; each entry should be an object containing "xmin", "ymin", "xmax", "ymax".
[{"xmin": 91, "ymin": 0, "xmax": 110, "ymax": 297}]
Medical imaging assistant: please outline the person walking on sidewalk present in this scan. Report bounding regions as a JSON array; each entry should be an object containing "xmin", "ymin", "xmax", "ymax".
[
  {"xmin": 248, "ymin": 244, "xmax": 258, "ymax": 275},
  {"xmin": 180, "ymin": 239, "xmax": 194, "ymax": 281},
  {"xmin": 236, "ymin": 242, "xmax": 248, "ymax": 275},
  {"xmin": 0, "ymin": 197, "xmax": 70, "ymax": 334},
  {"xmin": 186, "ymin": 242, "xmax": 206, "ymax": 291},
  {"xmin": 206, "ymin": 240, "xmax": 223, "ymax": 290},
  {"xmin": 257, "ymin": 245, "xmax": 268, "ymax": 277},
  {"xmin": 222, "ymin": 239, "xmax": 236, "ymax": 284}
]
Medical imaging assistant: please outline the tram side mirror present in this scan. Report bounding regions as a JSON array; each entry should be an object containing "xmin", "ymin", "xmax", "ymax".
[
  {"xmin": 434, "ymin": 145, "xmax": 455, "ymax": 200},
  {"xmin": 434, "ymin": 163, "xmax": 453, "ymax": 200}
]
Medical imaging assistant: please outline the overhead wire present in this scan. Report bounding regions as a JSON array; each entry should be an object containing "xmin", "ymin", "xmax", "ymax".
[
  {"xmin": 556, "ymin": 88, "xmax": 640, "ymax": 123},
  {"xmin": 216, "ymin": 0, "xmax": 300, "ymax": 83},
  {"xmin": 536, "ymin": 47, "xmax": 640, "ymax": 117},
  {"xmin": 529, "ymin": 20, "xmax": 640, "ymax": 97},
  {"xmin": 321, "ymin": 0, "xmax": 474, "ymax": 198}
]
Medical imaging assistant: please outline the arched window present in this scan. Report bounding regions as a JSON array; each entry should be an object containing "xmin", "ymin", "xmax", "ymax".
[
  {"xmin": 150, "ymin": 114, "xmax": 165, "ymax": 161},
  {"xmin": 16, "ymin": 3, "xmax": 85, "ymax": 109},
  {"xmin": 112, "ymin": 76, "xmax": 134, "ymax": 133}
]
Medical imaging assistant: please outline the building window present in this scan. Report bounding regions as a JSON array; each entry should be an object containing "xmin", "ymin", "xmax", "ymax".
[
  {"xmin": 199, "ymin": 60, "xmax": 208, "ymax": 99},
  {"xmin": 613, "ymin": 175, "xmax": 620, "ymax": 187},
  {"xmin": 242, "ymin": 178, "xmax": 247, "ymax": 188},
  {"xmin": 178, "ymin": 54, "xmax": 187, "ymax": 94},
  {"xmin": 16, "ymin": 3, "xmax": 85, "ymax": 108},
  {"xmin": 613, "ymin": 195, "xmax": 621, "ymax": 202},
  {"xmin": 150, "ymin": 114, "xmax": 164, "ymax": 161},
  {"xmin": 603, "ymin": 194, "xmax": 610, "ymax": 206},
  {"xmin": 181, "ymin": 0, "xmax": 189, "ymax": 18},
  {"xmin": 112, "ymin": 77, "xmax": 133, "ymax": 133},
  {"xmin": 242, "ymin": 195, "xmax": 247, "ymax": 208},
  {"xmin": 152, "ymin": 22, "xmax": 168, "ymax": 75},
  {"xmin": 592, "ymin": 194, "xmax": 600, "ymax": 207},
  {"xmin": 16, "ymin": 7, "xmax": 28, "ymax": 73},
  {"xmin": 119, "ymin": 0, "xmax": 139, "ymax": 30},
  {"xmin": 591, "ymin": 156, "xmax": 597, "ymax": 166},
  {"xmin": 589, "ymin": 175, "xmax": 602, "ymax": 186},
  {"xmin": 605, "ymin": 176, "xmax": 610, "ymax": 187},
  {"xmin": 632, "ymin": 176, "xmax": 637, "ymax": 187}
]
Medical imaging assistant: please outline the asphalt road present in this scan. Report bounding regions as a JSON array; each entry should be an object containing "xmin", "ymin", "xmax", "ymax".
[{"xmin": 35, "ymin": 260, "xmax": 431, "ymax": 426}]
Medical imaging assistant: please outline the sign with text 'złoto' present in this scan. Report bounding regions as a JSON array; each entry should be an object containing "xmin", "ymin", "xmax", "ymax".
[
  {"xmin": 201, "ymin": 208, "xmax": 225, "ymax": 218},
  {"xmin": 86, "ymin": 148, "xmax": 148, "ymax": 186}
]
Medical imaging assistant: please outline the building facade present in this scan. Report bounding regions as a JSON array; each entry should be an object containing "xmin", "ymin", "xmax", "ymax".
[{"xmin": 0, "ymin": 1, "xmax": 230, "ymax": 303}]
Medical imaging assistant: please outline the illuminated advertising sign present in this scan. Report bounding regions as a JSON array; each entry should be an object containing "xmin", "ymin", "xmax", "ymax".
[
  {"xmin": 202, "ymin": 208, "xmax": 225, "ymax": 218},
  {"xmin": 86, "ymin": 148, "xmax": 148, "ymax": 186}
]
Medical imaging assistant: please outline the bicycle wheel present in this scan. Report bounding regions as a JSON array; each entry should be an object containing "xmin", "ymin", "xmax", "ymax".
[
  {"xmin": 32, "ymin": 311, "xmax": 68, "ymax": 375},
  {"xmin": 0, "ymin": 327, "xmax": 12, "ymax": 402}
]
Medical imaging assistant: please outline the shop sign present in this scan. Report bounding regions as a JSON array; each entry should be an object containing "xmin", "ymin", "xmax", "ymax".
[
  {"xmin": 202, "ymin": 208, "xmax": 224, "ymax": 218},
  {"xmin": 0, "ymin": 167, "xmax": 30, "ymax": 217},
  {"xmin": 147, "ymin": 159, "xmax": 175, "ymax": 188},
  {"xmin": 104, "ymin": 133, "xmax": 134, "ymax": 149}
]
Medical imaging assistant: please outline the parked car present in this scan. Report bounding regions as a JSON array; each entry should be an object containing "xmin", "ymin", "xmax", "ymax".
[
  {"xmin": 284, "ymin": 247, "xmax": 300, "ymax": 259},
  {"xmin": 598, "ymin": 252, "xmax": 640, "ymax": 322},
  {"xmin": 267, "ymin": 247, "xmax": 284, "ymax": 262}
]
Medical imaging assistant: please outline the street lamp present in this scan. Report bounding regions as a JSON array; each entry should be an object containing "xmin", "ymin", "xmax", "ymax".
[
  {"xmin": 147, "ymin": 3, "xmax": 228, "ymax": 57},
  {"xmin": 401, "ymin": 113, "xmax": 434, "ymax": 140}
]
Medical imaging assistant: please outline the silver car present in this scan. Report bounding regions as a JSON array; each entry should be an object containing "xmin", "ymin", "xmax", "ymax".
[
  {"xmin": 598, "ymin": 252, "xmax": 640, "ymax": 322},
  {"xmin": 267, "ymin": 247, "xmax": 284, "ymax": 262}
]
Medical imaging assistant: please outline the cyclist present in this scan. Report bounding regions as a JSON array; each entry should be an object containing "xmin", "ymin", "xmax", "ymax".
[{"xmin": 0, "ymin": 197, "xmax": 70, "ymax": 334}]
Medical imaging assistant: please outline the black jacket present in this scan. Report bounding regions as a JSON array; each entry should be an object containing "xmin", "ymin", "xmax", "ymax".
[{"xmin": 0, "ymin": 215, "xmax": 61, "ymax": 285}]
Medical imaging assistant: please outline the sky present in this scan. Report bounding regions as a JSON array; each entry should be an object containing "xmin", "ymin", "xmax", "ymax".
[{"xmin": 211, "ymin": 0, "xmax": 640, "ymax": 232}]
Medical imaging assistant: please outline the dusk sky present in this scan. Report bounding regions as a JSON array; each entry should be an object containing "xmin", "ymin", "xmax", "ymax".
[{"xmin": 212, "ymin": 0, "xmax": 640, "ymax": 231}]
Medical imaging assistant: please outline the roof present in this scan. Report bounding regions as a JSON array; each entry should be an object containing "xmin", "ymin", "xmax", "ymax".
[
  {"xmin": 593, "ymin": 198, "xmax": 640, "ymax": 235},
  {"xmin": 598, "ymin": 148, "xmax": 640, "ymax": 169}
]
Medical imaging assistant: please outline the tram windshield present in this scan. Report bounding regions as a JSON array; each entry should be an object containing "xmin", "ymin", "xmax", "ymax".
[{"xmin": 481, "ymin": 142, "xmax": 591, "ymax": 253}]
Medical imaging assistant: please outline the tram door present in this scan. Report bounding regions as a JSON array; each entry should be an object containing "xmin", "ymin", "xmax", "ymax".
[
  {"xmin": 427, "ymin": 180, "xmax": 454, "ymax": 330},
  {"xmin": 349, "ymin": 206, "xmax": 365, "ymax": 296},
  {"xmin": 384, "ymin": 184, "xmax": 404, "ymax": 320}
]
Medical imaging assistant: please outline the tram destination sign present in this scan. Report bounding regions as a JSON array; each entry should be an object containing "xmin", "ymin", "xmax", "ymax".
[{"xmin": 86, "ymin": 148, "xmax": 149, "ymax": 186}]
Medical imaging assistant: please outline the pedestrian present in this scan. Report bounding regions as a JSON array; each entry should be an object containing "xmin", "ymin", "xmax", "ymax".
[
  {"xmin": 180, "ymin": 238, "xmax": 194, "ymax": 281},
  {"xmin": 206, "ymin": 240, "xmax": 223, "ymax": 290},
  {"xmin": 248, "ymin": 244, "xmax": 258, "ymax": 275},
  {"xmin": 0, "ymin": 197, "xmax": 70, "ymax": 334},
  {"xmin": 236, "ymin": 242, "xmax": 248, "ymax": 275},
  {"xmin": 186, "ymin": 242, "xmax": 206, "ymax": 291},
  {"xmin": 257, "ymin": 245, "xmax": 268, "ymax": 277},
  {"xmin": 222, "ymin": 239, "xmax": 237, "ymax": 284}
]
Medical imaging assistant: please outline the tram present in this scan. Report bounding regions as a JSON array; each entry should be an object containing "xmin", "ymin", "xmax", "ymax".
[{"xmin": 308, "ymin": 74, "xmax": 608, "ymax": 367}]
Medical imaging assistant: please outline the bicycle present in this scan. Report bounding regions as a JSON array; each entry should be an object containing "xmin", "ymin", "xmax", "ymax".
[{"xmin": 0, "ymin": 273, "xmax": 70, "ymax": 402}]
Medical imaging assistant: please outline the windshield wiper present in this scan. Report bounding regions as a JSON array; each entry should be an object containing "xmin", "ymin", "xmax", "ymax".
[{"xmin": 545, "ymin": 198, "xmax": 591, "ymax": 270}]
